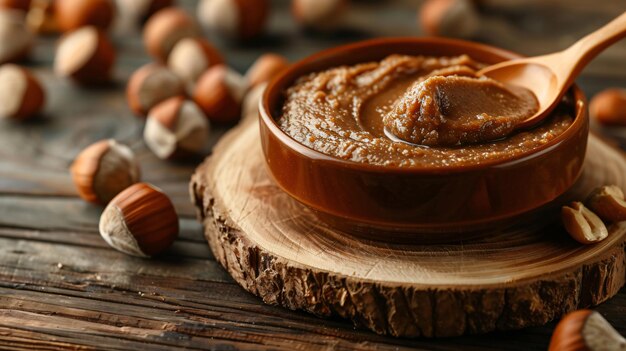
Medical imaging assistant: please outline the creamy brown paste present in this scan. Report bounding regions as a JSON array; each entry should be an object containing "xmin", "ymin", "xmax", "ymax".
[{"xmin": 278, "ymin": 55, "xmax": 573, "ymax": 168}]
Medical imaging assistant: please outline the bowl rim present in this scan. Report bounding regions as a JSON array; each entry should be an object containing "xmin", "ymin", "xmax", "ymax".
[{"xmin": 260, "ymin": 36, "xmax": 587, "ymax": 175}]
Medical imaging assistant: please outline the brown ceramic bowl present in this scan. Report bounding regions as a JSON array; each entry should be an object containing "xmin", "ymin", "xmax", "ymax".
[{"xmin": 259, "ymin": 37, "xmax": 588, "ymax": 242}]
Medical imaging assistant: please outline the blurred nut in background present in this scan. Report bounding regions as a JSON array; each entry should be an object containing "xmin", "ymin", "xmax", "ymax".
[
  {"xmin": 71, "ymin": 139, "xmax": 141, "ymax": 204},
  {"xmin": 144, "ymin": 96, "xmax": 209, "ymax": 159},
  {"xmin": 54, "ymin": 26, "xmax": 116, "ymax": 85},
  {"xmin": 27, "ymin": 0, "xmax": 59, "ymax": 34},
  {"xmin": 126, "ymin": 63, "xmax": 185, "ymax": 117},
  {"xmin": 590, "ymin": 88, "xmax": 626, "ymax": 126},
  {"xmin": 292, "ymin": 0, "xmax": 348, "ymax": 31},
  {"xmin": 419, "ymin": 0, "xmax": 480, "ymax": 39},
  {"xmin": 548, "ymin": 309, "xmax": 626, "ymax": 351},
  {"xmin": 0, "ymin": 10, "xmax": 33, "ymax": 64},
  {"xmin": 115, "ymin": 0, "xmax": 174, "ymax": 25},
  {"xmin": 143, "ymin": 7, "xmax": 200, "ymax": 62},
  {"xmin": 245, "ymin": 53, "xmax": 289, "ymax": 89},
  {"xmin": 193, "ymin": 64, "xmax": 246, "ymax": 123},
  {"xmin": 167, "ymin": 37, "xmax": 224, "ymax": 92},
  {"xmin": 55, "ymin": 0, "xmax": 115, "ymax": 32},
  {"xmin": 0, "ymin": 64, "xmax": 44, "ymax": 120},
  {"xmin": 197, "ymin": 0, "xmax": 269, "ymax": 40},
  {"xmin": 0, "ymin": 0, "xmax": 31, "ymax": 12},
  {"xmin": 99, "ymin": 182, "xmax": 179, "ymax": 257}
]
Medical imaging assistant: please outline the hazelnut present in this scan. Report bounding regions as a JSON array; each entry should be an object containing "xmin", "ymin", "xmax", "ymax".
[
  {"xmin": 167, "ymin": 37, "xmax": 224, "ymax": 91},
  {"xmin": 245, "ymin": 53, "xmax": 289, "ymax": 89},
  {"xmin": 0, "ymin": 0, "xmax": 31, "ymax": 12},
  {"xmin": 0, "ymin": 64, "xmax": 44, "ymax": 120},
  {"xmin": 197, "ymin": 0, "xmax": 268, "ymax": 40},
  {"xmin": 144, "ymin": 96, "xmax": 209, "ymax": 159},
  {"xmin": 549, "ymin": 310, "xmax": 626, "ymax": 351},
  {"xmin": 292, "ymin": 0, "xmax": 348, "ymax": 31},
  {"xmin": 0, "ymin": 10, "xmax": 33, "ymax": 64},
  {"xmin": 143, "ymin": 7, "xmax": 200, "ymax": 62},
  {"xmin": 561, "ymin": 202, "xmax": 608, "ymax": 245},
  {"xmin": 99, "ymin": 182, "xmax": 179, "ymax": 257},
  {"xmin": 586, "ymin": 185, "xmax": 626, "ymax": 223},
  {"xmin": 70, "ymin": 139, "xmax": 140, "ymax": 204},
  {"xmin": 419, "ymin": 0, "xmax": 480, "ymax": 39},
  {"xmin": 590, "ymin": 89, "xmax": 626, "ymax": 126},
  {"xmin": 114, "ymin": 0, "xmax": 174, "ymax": 25},
  {"xmin": 55, "ymin": 0, "xmax": 115, "ymax": 32},
  {"xmin": 27, "ymin": 0, "xmax": 59, "ymax": 34},
  {"xmin": 54, "ymin": 26, "xmax": 116, "ymax": 85},
  {"xmin": 126, "ymin": 63, "xmax": 184, "ymax": 117},
  {"xmin": 193, "ymin": 64, "xmax": 246, "ymax": 124}
]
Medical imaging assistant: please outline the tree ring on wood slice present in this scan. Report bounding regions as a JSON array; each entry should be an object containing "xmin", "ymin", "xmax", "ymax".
[{"xmin": 190, "ymin": 120, "xmax": 626, "ymax": 338}]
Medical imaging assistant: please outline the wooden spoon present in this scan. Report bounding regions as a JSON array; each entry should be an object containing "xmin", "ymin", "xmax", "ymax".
[{"xmin": 478, "ymin": 12, "xmax": 626, "ymax": 130}]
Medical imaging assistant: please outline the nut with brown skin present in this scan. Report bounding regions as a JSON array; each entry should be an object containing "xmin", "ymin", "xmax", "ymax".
[
  {"xmin": 55, "ymin": 0, "xmax": 115, "ymax": 32},
  {"xmin": 292, "ymin": 0, "xmax": 348, "ymax": 31},
  {"xmin": 115, "ymin": 0, "xmax": 174, "ymax": 25},
  {"xmin": 0, "ymin": 0, "xmax": 31, "ymax": 12},
  {"xmin": 586, "ymin": 185, "xmax": 626, "ymax": 223},
  {"xmin": 99, "ymin": 182, "xmax": 179, "ymax": 257},
  {"xmin": 562, "ymin": 202, "xmax": 608, "ymax": 245},
  {"xmin": 70, "ymin": 139, "xmax": 140, "ymax": 204},
  {"xmin": 245, "ymin": 53, "xmax": 289, "ymax": 90},
  {"xmin": 167, "ymin": 38, "xmax": 224, "ymax": 92},
  {"xmin": 54, "ymin": 26, "xmax": 116, "ymax": 85},
  {"xmin": 0, "ymin": 64, "xmax": 45, "ymax": 120},
  {"xmin": 548, "ymin": 309, "xmax": 626, "ymax": 351},
  {"xmin": 0, "ymin": 10, "xmax": 33, "ymax": 64},
  {"xmin": 143, "ymin": 7, "xmax": 200, "ymax": 62},
  {"xmin": 418, "ymin": 0, "xmax": 480, "ymax": 39},
  {"xmin": 27, "ymin": 0, "xmax": 59, "ymax": 34},
  {"xmin": 193, "ymin": 64, "xmax": 246, "ymax": 124},
  {"xmin": 144, "ymin": 96, "xmax": 209, "ymax": 160},
  {"xmin": 126, "ymin": 63, "xmax": 185, "ymax": 117},
  {"xmin": 197, "ymin": 0, "xmax": 268, "ymax": 40},
  {"xmin": 590, "ymin": 89, "xmax": 626, "ymax": 126}
]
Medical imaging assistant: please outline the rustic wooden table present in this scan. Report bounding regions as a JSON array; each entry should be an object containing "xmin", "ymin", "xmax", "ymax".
[{"xmin": 1, "ymin": 1, "xmax": 625, "ymax": 350}]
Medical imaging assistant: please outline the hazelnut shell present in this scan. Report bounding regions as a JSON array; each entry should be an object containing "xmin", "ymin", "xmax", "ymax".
[
  {"xmin": 590, "ymin": 89, "xmax": 626, "ymax": 126},
  {"xmin": 0, "ymin": 64, "xmax": 45, "ymax": 120},
  {"xmin": 55, "ymin": 0, "xmax": 115, "ymax": 32},
  {"xmin": 245, "ymin": 53, "xmax": 289, "ymax": 89},
  {"xmin": 197, "ymin": 0, "xmax": 268, "ymax": 40},
  {"xmin": 126, "ymin": 63, "xmax": 185, "ymax": 117},
  {"xmin": 143, "ymin": 7, "xmax": 200, "ymax": 62},
  {"xmin": 167, "ymin": 37, "xmax": 224, "ymax": 89},
  {"xmin": 0, "ymin": 0, "xmax": 31, "ymax": 11},
  {"xmin": 292, "ymin": 0, "xmax": 348, "ymax": 31},
  {"xmin": 193, "ymin": 64, "xmax": 245, "ymax": 123},
  {"xmin": 0, "ymin": 11, "xmax": 33, "ymax": 64}
]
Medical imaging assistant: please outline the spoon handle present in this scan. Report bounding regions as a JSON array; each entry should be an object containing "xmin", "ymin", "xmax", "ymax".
[{"xmin": 561, "ymin": 12, "xmax": 626, "ymax": 85}]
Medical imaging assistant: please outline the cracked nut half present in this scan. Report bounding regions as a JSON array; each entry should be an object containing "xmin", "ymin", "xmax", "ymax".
[
  {"xmin": 586, "ymin": 185, "xmax": 626, "ymax": 223},
  {"xmin": 99, "ymin": 182, "xmax": 179, "ymax": 257},
  {"xmin": 561, "ymin": 202, "xmax": 608, "ymax": 245},
  {"xmin": 549, "ymin": 309, "xmax": 626, "ymax": 351}
]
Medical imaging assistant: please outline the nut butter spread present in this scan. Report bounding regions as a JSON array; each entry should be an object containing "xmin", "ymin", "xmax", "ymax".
[{"xmin": 278, "ymin": 55, "xmax": 573, "ymax": 168}]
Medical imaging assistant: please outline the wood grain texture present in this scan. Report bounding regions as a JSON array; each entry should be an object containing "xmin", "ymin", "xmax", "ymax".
[
  {"xmin": 190, "ymin": 118, "xmax": 626, "ymax": 338},
  {"xmin": 0, "ymin": 0, "xmax": 625, "ymax": 349}
]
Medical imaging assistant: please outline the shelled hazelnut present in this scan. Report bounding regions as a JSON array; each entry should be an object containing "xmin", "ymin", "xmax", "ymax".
[
  {"xmin": 419, "ymin": 0, "xmax": 480, "ymax": 39},
  {"xmin": 548, "ymin": 310, "xmax": 626, "ymax": 351},
  {"xmin": 144, "ymin": 96, "xmax": 209, "ymax": 159},
  {"xmin": 70, "ymin": 139, "xmax": 140, "ymax": 204},
  {"xmin": 54, "ymin": 26, "xmax": 116, "ymax": 85},
  {"xmin": 292, "ymin": 0, "xmax": 348, "ymax": 31},
  {"xmin": 27, "ymin": 0, "xmax": 59, "ymax": 34},
  {"xmin": 167, "ymin": 38, "xmax": 224, "ymax": 91},
  {"xmin": 197, "ymin": 0, "xmax": 268, "ymax": 40},
  {"xmin": 561, "ymin": 202, "xmax": 608, "ymax": 245},
  {"xmin": 143, "ymin": 7, "xmax": 200, "ymax": 62},
  {"xmin": 586, "ymin": 185, "xmax": 626, "ymax": 223},
  {"xmin": 0, "ymin": 0, "xmax": 31, "ymax": 12},
  {"xmin": 590, "ymin": 89, "xmax": 626, "ymax": 126},
  {"xmin": 245, "ymin": 53, "xmax": 289, "ymax": 89},
  {"xmin": 193, "ymin": 64, "xmax": 246, "ymax": 123},
  {"xmin": 126, "ymin": 63, "xmax": 184, "ymax": 117},
  {"xmin": 0, "ymin": 64, "xmax": 44, "ymax": 120},
  {"xmin": 99, "ymin": 182, "xmax": 179, "ymax": 257},
  {"xmin": 0, "ymin": 11, "xmax": 33, "ymax": 64},
  {"xmin": 115, "ymin": 0, "xmax": 174, "ymax": 25},
  {"xmin": 55, "ymin": 0, "xmax": 115, "ymax": 32}
]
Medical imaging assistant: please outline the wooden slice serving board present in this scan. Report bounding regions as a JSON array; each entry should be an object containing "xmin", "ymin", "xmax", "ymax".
[{"xmin": 190, "ymin": 118, "xmax": 626, "ymax": 338}]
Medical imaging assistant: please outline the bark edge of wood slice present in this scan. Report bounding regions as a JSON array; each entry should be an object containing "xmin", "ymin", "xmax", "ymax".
[{"xmin": 190, "ymin": 119, "xmax": 626, "ymax": 338}]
